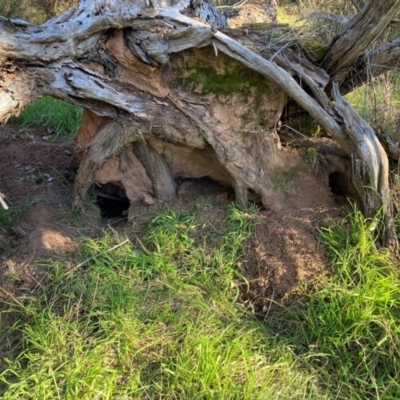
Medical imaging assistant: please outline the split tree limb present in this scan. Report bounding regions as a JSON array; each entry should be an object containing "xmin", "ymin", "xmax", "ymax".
[
  {"xmin": 322, "ymin": 0, "xmax": 400, "ymax": 86},
  {"xmin": 332, "ymin": 84, "xmax": 397, "ymax": 251},
  {"xmin": 341, "ymin": 37, "xmax": 400, "ymax": 94}
]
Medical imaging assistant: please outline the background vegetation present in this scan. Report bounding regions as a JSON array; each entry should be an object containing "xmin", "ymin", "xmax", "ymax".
[
  {"xmin": 0, "ymin": 0, "xmax": 78, "ymax": 23},
  {"xmin": 1, "ymin": 0, "xmax": 400, "ymax": 399},
  {"xmin": 277, "ymin": 0, "xmax": 400, "ymax": 135}
]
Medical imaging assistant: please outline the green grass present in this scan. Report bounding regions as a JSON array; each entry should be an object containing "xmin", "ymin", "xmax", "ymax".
[
  {"xmin": 0, "ymin": 205, "xmax": 304, "ymax": 399},
  {"xmin": 1, "ymin": 206, "xmax": 399, "ymax": 399},
  {"xmin": 9, "ymin": 96, "xmax": 82, "ymax": 139},
  {"xmin": 345, "ymin": 86, "xmax": 377, "ymax": 122},
  {"xmin": 344, "ymin": 72, "xmax": 400, "ymax": 129},
  {"xmin": 277, "ymin": 5, "xmax": 301, "ymax": 26},
  {"xmin": 269, "ymin": 210, "xmax": 400, "ymax": 399},
  {"xmin": 0, "ymin": 202, "xmax": 31, "ymax": 227}
]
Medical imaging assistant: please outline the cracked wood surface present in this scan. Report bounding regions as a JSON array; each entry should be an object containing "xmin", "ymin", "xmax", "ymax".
[{"xmin": 321, "ymin": 0, "xmax": 400, "ymax": 86}]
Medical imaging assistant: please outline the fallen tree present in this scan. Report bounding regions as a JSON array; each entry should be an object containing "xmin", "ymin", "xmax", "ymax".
[{"xmin": 0, "ymin": 0, "xmax": 399, "ymax": 251}]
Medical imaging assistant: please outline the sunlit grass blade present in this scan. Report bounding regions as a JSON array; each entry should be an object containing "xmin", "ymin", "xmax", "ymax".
[{"xmin": 8, "ymin": 96, "xmax": 82, "ymax": 139}]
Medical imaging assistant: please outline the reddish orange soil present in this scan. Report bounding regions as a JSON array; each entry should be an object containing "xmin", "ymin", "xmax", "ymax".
[{"xmin": 0, "ymin": 125, "xmax": 343, "ymax": 319}]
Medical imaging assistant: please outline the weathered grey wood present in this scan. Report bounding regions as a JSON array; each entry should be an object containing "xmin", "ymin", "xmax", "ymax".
[
  {"xmin": 341, "ymin": 37, "xmax": 400, "ymax": 94},
  {"xmin": 321, "ymin": 0, "xmax": 400, "ymax": 85},
  {"xmin": 0, "ymin": 69, "xmax": 39, "ymax": 123},
  {"xmin": 1, "ymin": 0, "xmax": 400, "ymax": 252},
  {"xmin": 376, "ymin": 126, "xmax": 400, "ymax": 161},
  {"xmin": 332, "ymin": 84, "xmax": 397, "ymax": 251},
  {"xmin": 0, "ymin": 0, "xmax": 224, "ymax": 65},
  {"xmin": 133, "ymin": 141, "xmax": 176, "ymax": 201}
]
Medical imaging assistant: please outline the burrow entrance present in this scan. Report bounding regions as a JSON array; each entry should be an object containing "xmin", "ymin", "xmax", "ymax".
[
  {"xmin": 93, "ymin": 183, "xmax": 130, "ymax": 219},
  {"xmin": 92, "ymin": 177, "xmax": 237, "ymax": 218},
  {"xmin": 329, "ymin": 171, "xmax": 348, "ymax": 197},
  {"xmin": 92, "ymin": 171, "xmax": 352, "ymax": 218},
  {"xmin": 328, "ymin": 170, "xmax": 360, "ymax": 206}
]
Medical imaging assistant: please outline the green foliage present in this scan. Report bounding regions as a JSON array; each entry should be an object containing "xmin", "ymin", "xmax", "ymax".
[
  {"xmin": 0, "ymin": 0, "xmax": 79, "ymax": 23},
  {"xmin": 1, "ymin": 205, "xmax": 400, "ymax": 399},
  {"xmin": 31, "ymin": 0, "xmax": 79, "ymax": 19},
  {"xmin": 304, "ymin": 147, "xmax": 319, "ymax": 171},
  {"xmin": 0, "ymin": 203, "xmax": 31, "ymax": 227},
  {"xmin": 9, "ymin": 96, "xmax": 82, "ymax": 140},
  {"xmin": 1, "ymin": 205, "xmax": 294, "ymax": 399},
  {"xmin": 277, "ymin": 5, "xmax": 302, "ymax": 26},
  {"xmin": 0, "ymin": 0, "xmax": 20, "ymax": 18},
  {"xmin": 296, "ymin": 0, "xmax": 356, "ymax": 14},
  {"xmin": 300, "ymin": 40, "xmax": 327, "ymax": 62},
  {"xmin": 269, "ymin": 210, "xmax": 400, "ymax": 399},
  {"xmin": 345, "ymin": 72, "xmax": 400, "ymax": 132}
]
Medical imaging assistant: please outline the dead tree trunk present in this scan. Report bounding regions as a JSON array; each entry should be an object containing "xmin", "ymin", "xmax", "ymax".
[{"xmin": 0, "ymin": 0, "xmax": 399, "ymax": 251}]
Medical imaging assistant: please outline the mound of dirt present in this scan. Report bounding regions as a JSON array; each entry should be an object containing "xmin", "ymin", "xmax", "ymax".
[
  {"xmin": 242, "ymin": 213, "xmax": 328, "ymax": 312},
  {"xmin": 241, "ymin": 151, "xmax": 343, "ymax": 314},
  {"xmin": 29, "ymin": 226, "xmax": 78, "ymax": 255},
  {"xmin": 0, "ymin": 126, "xmax": 344, "ymax": 317}
]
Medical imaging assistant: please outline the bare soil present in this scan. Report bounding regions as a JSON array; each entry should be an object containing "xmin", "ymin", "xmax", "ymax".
[{"xmin": 0, "ymin": 125, "xmax": 344, "ymax": 322}]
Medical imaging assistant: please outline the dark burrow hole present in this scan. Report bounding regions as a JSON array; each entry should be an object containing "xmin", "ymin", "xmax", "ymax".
[
  {"xmin": 329, "ymin": 171, "xmax": 347, "ymax": 197},
  {"xmin": 329, "ymin": 171, "xmax": 359, "ymax": 206},
  {"xmin": 93, "ymin": 177, "xmax": 259, "ymax": 219},
  {"xmin": 176, "ymin": 176, "xmax": 234, "ymax": 197},
  {"xmin": 93, "ymin": 183, "xmax": 130, "ymax": 219}
]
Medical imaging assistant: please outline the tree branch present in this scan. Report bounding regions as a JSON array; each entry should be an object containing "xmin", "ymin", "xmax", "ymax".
[
  {"xmin": 322, "ymin": 0, "xmax": 400, "ymax": 85},
  {"xmin": 341, "ymin": 37, "xmax": 400, "ymax": 94}
]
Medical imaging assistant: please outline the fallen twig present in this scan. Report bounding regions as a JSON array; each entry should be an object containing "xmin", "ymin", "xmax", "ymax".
[
  {"xmin": 0, "ymin": 192, "xmax": 8, "ymax": 210},
  {"xmin": 66, "ymin": 238, "xmax": 131, "ymax": 277}
]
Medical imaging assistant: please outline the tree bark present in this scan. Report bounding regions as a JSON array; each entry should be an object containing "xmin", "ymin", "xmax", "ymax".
[
  {"xmin": 321, "ymin": 0, "xmax": 400, "ymax": 86},
  {"xmin": 341, "ymin": 37, "xmax": 400, "ymax": 94}
]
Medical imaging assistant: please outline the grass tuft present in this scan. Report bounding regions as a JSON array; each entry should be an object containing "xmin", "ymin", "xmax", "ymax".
[
  {"xmin": 8, "ymin": 96, "xmax": 82, "ymax": 139},
  {"xmin": 0, "ymin": 202, "xmax": 31, "ymax": 227},
  {"xmin": 1, "ymin": 205, "xmax": 298, "ymax": 399},
  {"xmin": 1, "ymin": 206, "xmax": 400, "ymax": 399},
  {"xmin": 268, "ymin": 210, "xmax": 400, "ymax": 399}
]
